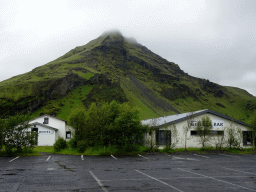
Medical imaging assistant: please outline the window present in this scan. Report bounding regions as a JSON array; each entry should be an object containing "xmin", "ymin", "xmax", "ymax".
[
  {"xmin": 191, "ymin": 130, "xmax": 224, "ymax": 136},
  {"xmin": 66, "ymin": 131, "xmax": 71, "ymax": 139},
  {"xmin": 191, "ymin": 130, "xmax": 198, "ymax": 136},
  {"xmin": 43, "ymin": 117, "xmax": 49, "ymax": 124},
  {"xmin": 243, "ymin": 131, "xmax": 253, "ymax": 146},
  {"xmin": 156, "ymin": 130, "xmax": 171, "ymax": 145},
  {"xmin": 211, "ymin": 131, "xmax": 224, "ymax": 136}
]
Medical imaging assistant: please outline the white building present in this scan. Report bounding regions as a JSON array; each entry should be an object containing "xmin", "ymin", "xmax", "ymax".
[
  {"xmin": 142, "ymin": 109, "xmax": 252, "ymax": 149},
  {"xmin": 29, "ymin": 114, "xmax": 73, "ymax": 146}
]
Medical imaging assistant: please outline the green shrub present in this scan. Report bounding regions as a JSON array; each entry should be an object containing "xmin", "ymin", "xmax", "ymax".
[
  {"xmin": 68, "ymin": 138, "xmax": 77, "ymax": 149},
  {"xmin": 77, "ymin": 140, "xmax": 88, "ymax": 153},
  {"xmin": 123, "ymin": 144, "xmax": 139, "ymax": 152},
  {"xmin": 54, "ymin": 137, "xmax": 67, "ymax": 152}
]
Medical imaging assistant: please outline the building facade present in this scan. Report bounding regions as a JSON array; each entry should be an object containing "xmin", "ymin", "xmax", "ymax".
[
  {"xmin": 29, "ymin": 115, "xmax": 73, "ymax": 146},
  {"xmin": 142, "ymin": 109, "xmax": 252, "ymax": 149}
]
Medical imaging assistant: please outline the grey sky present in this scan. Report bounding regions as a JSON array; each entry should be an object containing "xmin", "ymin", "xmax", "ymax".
[{"xmin": 0, "ymin": 0, "xmax": 255, "ymax": 96}]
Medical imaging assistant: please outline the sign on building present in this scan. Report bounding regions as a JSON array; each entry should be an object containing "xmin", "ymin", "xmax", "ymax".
[{"xmin": 191, "ymin": 120, "xmax": 224, "ymax": 128}]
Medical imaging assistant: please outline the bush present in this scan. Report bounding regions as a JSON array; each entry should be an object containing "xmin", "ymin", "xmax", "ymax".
[
  {"xmin": 77, "ymin": 140, "xmax": 88, "ymax": 153},
  {"xmin": 123, "ymin": 144, "xmax": 139, "ymax": 152},
  {"xmin": 54, "ymin": 137, "xmax": 67, "ymax": 152},
  {"xmin": 68, "ymin": 138, "xmax": 77, "ymax": 149}
]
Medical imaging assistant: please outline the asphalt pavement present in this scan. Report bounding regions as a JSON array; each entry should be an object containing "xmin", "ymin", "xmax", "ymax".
[{"xmin": 1, "ymin": 153, "xmax": 256, "ymax": 191}]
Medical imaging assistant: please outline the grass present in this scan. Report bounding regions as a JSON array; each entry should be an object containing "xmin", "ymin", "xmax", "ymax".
[
  {"xmin": 1, "ymin": 30, "xmax": 256, "ymax": 124},
  {"xmin": 159, "ymin": 147, "xmax": 256, "ymax": 154},
  {"xmin": 1, "ymin": 145, "xmax": 256, "ymax": 157},
  {"xmin": 31, "ymin": 85, "xmax": 93, "ymax": 121}
]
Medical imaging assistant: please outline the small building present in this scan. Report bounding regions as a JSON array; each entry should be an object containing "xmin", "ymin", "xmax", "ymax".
[
  {"xmin": 29, "ymin": 114, "xmax": 73, "ymax": 146},
  {"xmin": 142, "ymin": 109, "xmax": 252, "ymax": 149}
]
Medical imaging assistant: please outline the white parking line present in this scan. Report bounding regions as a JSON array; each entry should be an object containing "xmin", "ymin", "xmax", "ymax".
[
  {"xmin": 89, "ymin": 171, "xmax": 109, "ymax": 192},
  {"xmin": 111, "ymin": 154, "xmax": 117, "ymax": 160},
  {"xmin": 219, "ymin": 153, "xmax": 241, "ymax": 158},
  {"xmin": 138, "ymin": 154, "xmax": 149, "ymax": 160},
  {"xmin": 9, "ymin": 156, "xmax": 19, "ymax": 162},
  {"xmin": 193, "ymin": 154, "xmax": 209, "ymax": 158},
  {"xmin": 81, "ymin": 155, "xmax": 84, "ymax": 160},
  {"xmin": 171, "ymin": 156, "xmax": 185, "ymax": 159},
  {"xmin": 46, "ymin": 156, "xmax": 51, "ymax": 161},
  {"xmin": 101, "ymin": 175, "xmax": 251, "ymax": 182},
  {"xmin": 178, "ymin": 168, "xmax": 256, "ymax": 192},
  {"xmin": 135, "ymin": 169, "xmax": 184, "ymax": 192},
  {"xmin": 223, "ymin": 167, "xmax": 256, "ymax": 175}
]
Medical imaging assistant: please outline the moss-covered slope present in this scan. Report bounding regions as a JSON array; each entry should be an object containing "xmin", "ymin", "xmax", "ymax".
[{"xmin": 0, "ymin": 31, "xmax": 256, "ymax": 122}]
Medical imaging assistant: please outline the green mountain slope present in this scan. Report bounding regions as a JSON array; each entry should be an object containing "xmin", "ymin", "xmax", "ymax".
[{"xmin": 0, "ymin": 31, "xmax": 256, "ymax": 122}]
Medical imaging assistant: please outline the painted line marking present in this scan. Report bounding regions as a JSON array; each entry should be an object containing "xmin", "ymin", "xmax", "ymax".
[
  {"xmin": 81, "ymin": 155, "xmax": 84, "ymax": 160},
  {"xmin": 178, "ymin": 168, "xmax": 256, "ymax": 192},
  {"xmin": 169, "ymin": 155, "xmax": 198, "ymax": 161},
  {"xmin": 172, "ymin": 156, "xmax": 185, "ymax": 160},
  {"xmin": 89, "ymin": 171, "xmax": 109, "ymax": 192},
  {"xmin": 223, "ymin": 167, "xmax": 256, "ymax": 175},
  {"xmin": 111, "ymin": 154, "xmax": 117, "ymax": 160},
  {"xmin": 219, "ymin": 153, "xmax": 241, "ymax": 158},
  {"xmin": 9, "ymin": 156, "xmax": 19, "ymax": 162},
  {"xmin": 46, "ymin": 156, "xmax": 51, "ymax": 161},
  {"xmin": 101, "ymin": 175, "xmax": 251, "ymax": 182},
  {"xmin": 135, "ymin": 169, "xmax": 184, "ymax": 192},
  {"xmin": 193, "ymin": 154, "xmax": 209, "ymax": 158},
  {"xmin": 138, "ymin": 154, "xmax": 149, "ymax": 160}
]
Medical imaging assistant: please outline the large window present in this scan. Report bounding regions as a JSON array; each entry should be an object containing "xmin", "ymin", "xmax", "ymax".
[
  {"xmin": 191, "ymin": 130, "xmax": 198, "ymax": 136},
  {"xmin": 191, "ymin": 130, "xmax": 224, "ymax": 136},
  {"xmin": 66, "ymin": 131, "xmax": 71, "ymax": 139},
  {"xmin": 156, "ymin": 130, "xmax": 171, "ymax": 145},
  {"xmin": 210, "ymin": 131, "xmax": 224, "ymax": 136}
]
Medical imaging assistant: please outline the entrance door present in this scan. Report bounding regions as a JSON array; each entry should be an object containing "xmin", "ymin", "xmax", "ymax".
[
  {"xmin": 243, "ymin": 131, "xmax": 252, "ymax": 146},
  {"xmin": 32, "ymin": 128, "xmax": 38, "ymax": 145},
  {"xmin": 156, "ymin": 130, "xmax": 171, "ymax": 146}
]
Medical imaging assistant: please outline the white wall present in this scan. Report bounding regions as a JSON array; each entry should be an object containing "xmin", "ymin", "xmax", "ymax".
[
  {"xmin": 30, "ymin": 115, "xmax": 74, "ymax": 146},
  {"xmin": 30, "ymin": 115, "xmax": 66, "ymax": 141},
  {"xmin": 34, "ymin": 125, "xmax": 56, "ymax": 146},
  {"xmin": 147, "ymin": 112, "xmax": 250, "ymax": 149}
]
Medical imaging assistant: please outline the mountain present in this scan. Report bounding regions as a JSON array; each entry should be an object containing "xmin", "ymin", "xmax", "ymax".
[{"xmin": 0, "ymin": 30, "xmax": 256, "ymax": 123}]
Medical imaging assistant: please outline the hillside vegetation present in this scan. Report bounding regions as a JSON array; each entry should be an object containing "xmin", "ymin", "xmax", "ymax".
[{"xmin": 0, "ymin": 31, "xmax": 256, "ymax": 123}]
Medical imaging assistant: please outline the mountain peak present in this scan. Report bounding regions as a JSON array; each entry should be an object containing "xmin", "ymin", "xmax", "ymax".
[{"xmin": 102, "ymin": 29, "xmax": 123, "ymax": 36}]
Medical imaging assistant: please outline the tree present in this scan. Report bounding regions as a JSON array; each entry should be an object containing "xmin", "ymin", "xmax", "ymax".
[
  {"xmin": 4, "ymin": 115, "xmax": 38, "ymax": 154},
  {"xmin": 145, "ymin": 118, "xmax": 158, "ymax": 150},
  {"xmin": 183, "ymin": 112, "xmax": 195, "ymax": 150},
  {"xmin": 250, "ymin": 114, "xmax": 256, "ymax": 150},
  {"xmin": 195, "ymin": 115, "xmax": 212, "ymax": 148},
  {"xmin": 225, "ymin": 122, "xmax": 242, "ymax": 149},
  {"xmin": 0, "ymin": 118, "xmax": 5, "ymax": 150},
  {"xmin": 69, "ymin": 101, "xmax": 148, "ymax": 150},
  {"xmin": 211, "ymin": 128, "xmax": 225, "ymax": 150},
  {"xmin": 163, "ymin": 123, "xmax": 179, "ymax": 149},
  {"xmin": 69, "ymin": 109, "xmax": 86, "ymax": 142}
]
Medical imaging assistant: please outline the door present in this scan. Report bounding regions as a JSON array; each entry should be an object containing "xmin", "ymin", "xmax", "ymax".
[{"xmin": 32, "ymin": 128, "xmax": 38, "ymax": 145}]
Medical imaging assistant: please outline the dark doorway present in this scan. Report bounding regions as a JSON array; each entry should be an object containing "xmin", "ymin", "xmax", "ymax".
[
  {"xmin": 32, "ymin": 127, "xmax": 38, "ymax": 145},
  {"xmin": 243, "ymin": 131, "xmax": 253, "ymax": 146},
  {"xmin": 156, "ymin": 130, "xmax": 171, "ymax": 146}
]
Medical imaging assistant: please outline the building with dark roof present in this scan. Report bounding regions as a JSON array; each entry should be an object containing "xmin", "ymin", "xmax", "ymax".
[{"xmin": 142, "ymin": 109, "xmax": 252, "ymax": 148}]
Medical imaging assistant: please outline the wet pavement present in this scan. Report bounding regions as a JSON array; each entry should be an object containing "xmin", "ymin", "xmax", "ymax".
[{"xmin": 1, "ymin": 153, "xmax": 256, "ymax": 191}]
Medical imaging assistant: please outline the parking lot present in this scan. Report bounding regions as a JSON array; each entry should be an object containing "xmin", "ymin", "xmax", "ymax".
[{"xmin": 1, "ymin": 153, "xmax": 256, "ymax": 192}]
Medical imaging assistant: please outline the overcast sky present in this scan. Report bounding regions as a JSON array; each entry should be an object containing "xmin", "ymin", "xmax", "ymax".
[{"xmin": 1, "ymin": 0, "xmax": 256, "ymax": 96}]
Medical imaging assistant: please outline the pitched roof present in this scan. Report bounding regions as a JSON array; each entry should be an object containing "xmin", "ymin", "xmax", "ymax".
[
  {"xmin": 141, "ymin": 109, "xmax": 249, "ymax": 128},
  {"xmin": 30, "ymin": 114, "xmax": 67, "ymax": 123},
  {"xmin": 30, "ymin": 122, "xmax": 58, "ymax": 131}
]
